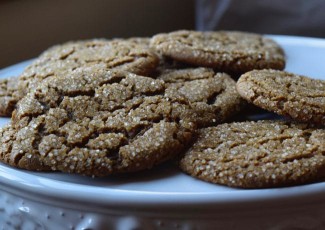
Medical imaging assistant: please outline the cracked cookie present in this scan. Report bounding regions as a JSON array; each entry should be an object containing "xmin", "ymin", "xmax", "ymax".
[
  {"xmin": 237, "ymin": 69, "xmax": 325, "ymax": 125},
  {"xmin": 159, "ymin": 68, "xmax": 245, "ymax": 127},
  {"xmin": 0, "ymin": 38, "xmax": 159, "ymax": 117},
  {"xmin": 0, "ymin": 66, "xmax": 197, "ymax": 176},
  {"xmin": 180, "ymin": 120, "xmax": 325, "ymax": 188},
  {"xmin": 150, "ymin": 30, "xmax": 285, "ymax": 74}
]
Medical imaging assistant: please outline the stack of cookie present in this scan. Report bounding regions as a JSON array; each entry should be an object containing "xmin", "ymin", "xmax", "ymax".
[{"xmin": 0, "ymin": 30, "xmax": 324, "ymax": 189}]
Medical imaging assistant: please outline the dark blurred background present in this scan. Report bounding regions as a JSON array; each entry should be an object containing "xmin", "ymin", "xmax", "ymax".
[
  {"xmin": 196, "ymin": 0, "xmax": 325, "ymax": 38},
  {"xmin": 0, "ymin": 0, "xmax": 195, "ymax": 68},
  {"xmin": 2, "ymin": 0, "xmax": 325, "ymax": 69}
]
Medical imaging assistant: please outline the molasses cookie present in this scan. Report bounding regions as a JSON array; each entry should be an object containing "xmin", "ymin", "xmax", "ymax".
[
  {"xmin": 1, "ymin": 66, "xmax": 197, "ymax": 176},
  {"xmin": 150, "ymin": 30, "xmax": 285, "ymax": 74},
  {"xmin": 180, "ymin": 120, "xmax": 325, "ymax": 188},
  {"xmin": 237, "ymin": 69, "xmax": 325, "ymax": 125}
]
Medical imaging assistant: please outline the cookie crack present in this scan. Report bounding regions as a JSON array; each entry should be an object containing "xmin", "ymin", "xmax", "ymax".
[
  {"xmin": 106, "ymin": 57, "xmax": 136, "ymax": 69},
  {"xmin": 13, "ymin": 151, "xmax": 24, "ymax": 165},
  {"xmin": 281, "ymin": 150, "xmax": 317, "ymax": 164},
  {"xmin": 57, "ymin": 89, "xmax": 96, "ymax": 98},
  {"xmin": 206, "ymin": 89, "xmax": 225, "ymax": 105},
  {"xmin": 59, "ymin": 48, "xmax": 75, "ymax": 60},
  {"xmin": 126, "ymin": 124, "xmax": 152, "ymax": 140},
  {"xmin": 98, "ymin": 75, "xmax": 126, "ymax": 86}
]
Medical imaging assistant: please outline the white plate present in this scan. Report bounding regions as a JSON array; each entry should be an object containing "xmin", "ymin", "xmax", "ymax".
[{"xmin": 1, "ymin": 35, "xmax": 325, "ymax": 230}]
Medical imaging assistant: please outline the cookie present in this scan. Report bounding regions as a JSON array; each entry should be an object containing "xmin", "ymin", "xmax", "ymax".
[
  {"xmin": 237, "ymin": 69, "xmax": 325, "ymax": 125},
  {"xmin": 150, "ymin": 30, "xmax": 285, "ymax": 74},
  {"xmin": 159, "ymin": 68, "xmax": 245, "ymax": 127},
  {"xmin": 1, "ymin": 66, "xmax": 197, "ymax": 176},
  {"xmin": 0, "ymin": 38, "xmax": 160, "ymax": 117},
  {"xmin": 180, "ymin": 120, "xmax": 325, "ymax": 188},
  {"xmin": 0, "ymin": 76, "xmax": 20, "ymax": 116}
]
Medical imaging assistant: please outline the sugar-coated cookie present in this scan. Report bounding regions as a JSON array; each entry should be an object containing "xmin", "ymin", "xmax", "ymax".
[{"xmin": 180, "ymin": 120, "xmax": 325, "ymax": 188}]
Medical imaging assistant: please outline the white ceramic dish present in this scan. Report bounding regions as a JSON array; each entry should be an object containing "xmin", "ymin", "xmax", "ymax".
[{"xmin": 1, "ymin": 35, "xmax": 325, "ymax": 230}]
